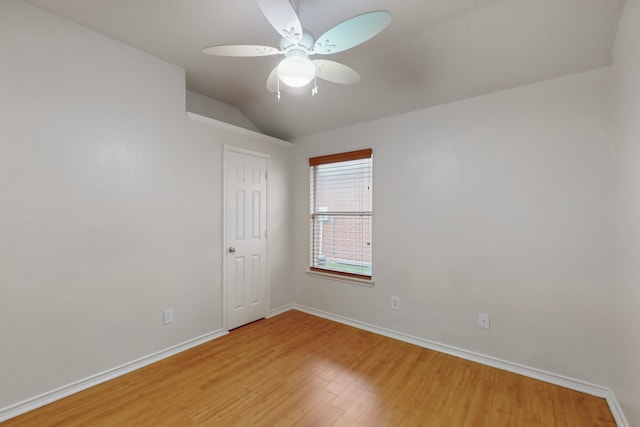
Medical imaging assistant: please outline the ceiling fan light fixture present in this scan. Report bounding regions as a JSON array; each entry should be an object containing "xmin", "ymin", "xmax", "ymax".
[{"xmin": 277, "ymin": 55, "xmax": 316, "ymax": 88}]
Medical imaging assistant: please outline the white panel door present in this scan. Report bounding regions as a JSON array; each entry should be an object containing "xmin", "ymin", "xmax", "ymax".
[{"xmin": 224, "ymin": 148, "xmax": 268, "ymax": 330}]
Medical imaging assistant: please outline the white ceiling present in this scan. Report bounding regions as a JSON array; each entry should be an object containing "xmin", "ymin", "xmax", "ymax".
[{"xmin": 26, "ymin": 0, "xmax": 624, "ymax": 140}]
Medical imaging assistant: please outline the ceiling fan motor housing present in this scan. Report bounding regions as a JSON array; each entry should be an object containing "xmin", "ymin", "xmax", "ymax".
[{"xmin": 279, "ymin": 30, "xmax": 315, "ymax": 55}]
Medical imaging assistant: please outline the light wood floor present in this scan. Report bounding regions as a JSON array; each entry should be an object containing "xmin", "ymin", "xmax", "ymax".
[{"xmin": 4, "ymin": 310, "xmax": 616, "ymax": 426}]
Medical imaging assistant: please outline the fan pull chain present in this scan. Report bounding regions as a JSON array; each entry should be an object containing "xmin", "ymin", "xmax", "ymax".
[
  {"xmin": 312, "ymin": 76, "xmax": 318, "ymax": 96},
  {"xmin": 277, "ymin": 78, "xmax": 281, "ymax": 102}
]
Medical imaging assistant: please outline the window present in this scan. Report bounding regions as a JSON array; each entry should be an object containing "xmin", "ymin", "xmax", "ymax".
[{"xmin": 309, "ymin": 149, "xmax": 373, "ymax": 279}]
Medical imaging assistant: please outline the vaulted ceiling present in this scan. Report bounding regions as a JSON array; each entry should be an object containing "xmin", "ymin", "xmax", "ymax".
[{"xmin": 26, "ymin": 0, "xmax": 624, "ymax": 140}]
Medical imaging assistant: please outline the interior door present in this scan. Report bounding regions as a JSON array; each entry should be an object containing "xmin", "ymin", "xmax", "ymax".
[{"xmin": 224, "ymin": 147, "xmax": 268, "ymax": 330}]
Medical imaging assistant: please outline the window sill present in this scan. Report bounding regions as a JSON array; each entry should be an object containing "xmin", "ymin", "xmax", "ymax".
[{"xmin": 305, "ymin": 270, "xmax": 375, "ymax": 287}]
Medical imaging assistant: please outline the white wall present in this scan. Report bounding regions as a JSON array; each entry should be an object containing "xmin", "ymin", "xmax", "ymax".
[
  {"xmin": 186, "ymin": 90, "xmax": 260, "ymax": 133},
  {"xmin": 0, "ymin": 0, "xmax": 292, "ymax": 411},
  {"xmin": 611, "ymin": 0, "xmax": 640, "ymax": 424},
  {"xmin": 292, "ymin": 68, "xmax": 614, "ymax": 386}
]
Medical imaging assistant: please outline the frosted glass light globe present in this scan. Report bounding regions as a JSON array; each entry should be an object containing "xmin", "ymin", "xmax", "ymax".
[{"xmin": 277, "ymin": 56, "xmax": 316, "ymax": 88}]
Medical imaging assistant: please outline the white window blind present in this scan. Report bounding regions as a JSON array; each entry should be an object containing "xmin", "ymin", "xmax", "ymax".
[{"xmin": 309, "ymin": 149, "xmax": 373, "ymax": 279}]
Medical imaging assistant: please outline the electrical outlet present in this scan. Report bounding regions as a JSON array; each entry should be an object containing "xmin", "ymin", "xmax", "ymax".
[
  {"xmin": 391, "ymin": 296, "xmax": 400, "ymax": 310},
  {"xmin": 477, "ymin": 313, "xmax": 490, "ymax": 329},
  {"xmin": 163, "ymin": 308, "xmax": 173, "ymax": 325}
]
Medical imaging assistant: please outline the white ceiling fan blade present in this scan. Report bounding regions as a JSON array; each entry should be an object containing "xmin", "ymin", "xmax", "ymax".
[
  {"xmin": 313, "ymin": 60, "xmax": 360, "ymax": 84},
  {"xmin": 202, "ymin": 45, "xmax": 281, "ymax": 57},
  {"xmin": 266, "ymin": 65, "xmax": 279, "ymax": 92},
  {"xmin": 256, "ymin": 0, "xmax": 303, "ymax": 44},
  {"xmin": 314, "ymin": 11, "xmax": 391, "ymax": 55}
]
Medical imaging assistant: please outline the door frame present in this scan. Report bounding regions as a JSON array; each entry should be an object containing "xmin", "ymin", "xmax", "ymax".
[{"xmin": 222, "ymin": 144, "xmax": 271, "ymax": 331}]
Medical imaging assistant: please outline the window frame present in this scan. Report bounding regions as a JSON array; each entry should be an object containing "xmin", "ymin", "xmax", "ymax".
[{"xmin": 308, "ymin": 149, "xmax": 373, "ymax": 283}]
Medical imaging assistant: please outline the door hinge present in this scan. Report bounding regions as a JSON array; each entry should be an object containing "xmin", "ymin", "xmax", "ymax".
[{"xmin": 265, "ymin": 172, "xmax": 268, "ymax": 180}]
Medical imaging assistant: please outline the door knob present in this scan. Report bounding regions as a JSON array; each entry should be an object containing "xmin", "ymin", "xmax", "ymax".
[{"xmin": 228, "ymin": 247, "xmax": 236, "ymax": 253}]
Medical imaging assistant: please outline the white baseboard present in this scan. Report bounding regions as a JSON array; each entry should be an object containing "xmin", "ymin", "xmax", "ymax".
[
  {"xmin": 292, "ymin": 304, "xmax": 629, "ymax": 427},
  {"xmin": 606, "ymin": 391, "xmax": 630, "ymax": 427},
  {"xmin": 0, "ymin": 329, "xmax": 228, "ymax": 423},
  {"xmin": 269, "ymin": 303, "xmax": 295, "ymax": 318}
]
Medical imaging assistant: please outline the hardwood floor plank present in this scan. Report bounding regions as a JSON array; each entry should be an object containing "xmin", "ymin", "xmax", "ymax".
[
  {"xmin": 297, "ymin": 405, "xmax": 344, "ymax": 427},
  {"xmin": 3, "ymin": 310, "xmax": 616, "ymax": 426}
]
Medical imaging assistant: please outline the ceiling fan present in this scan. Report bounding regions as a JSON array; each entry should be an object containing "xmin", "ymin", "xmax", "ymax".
[{"xmin": 202, "ymin": 0, "xmax": 391, "ymax": 97}]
